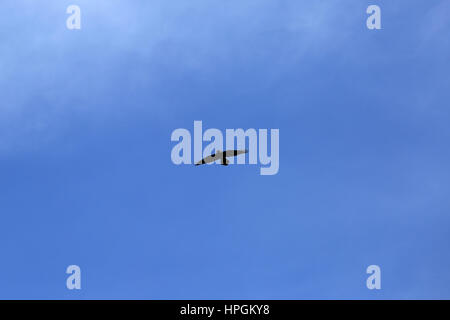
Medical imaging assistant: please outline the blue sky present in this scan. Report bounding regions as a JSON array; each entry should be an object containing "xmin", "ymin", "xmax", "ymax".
[{"xmin": 0, "ymin": 0, "xmax": 449, "ymax": 299}]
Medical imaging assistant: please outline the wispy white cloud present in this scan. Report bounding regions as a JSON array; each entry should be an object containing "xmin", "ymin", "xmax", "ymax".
[
  {"xmin": 3, "ymin": 1, "xmax": 446, "ymax": 155},
  {"xmin": 1, "ymin": 1, "xmax": 353, "ymax": 154}
]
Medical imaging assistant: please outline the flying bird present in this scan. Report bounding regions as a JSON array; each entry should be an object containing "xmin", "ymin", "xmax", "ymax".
[{"xmin": 195, "ymin": 150, "xmax": 248, "ymax": 166}]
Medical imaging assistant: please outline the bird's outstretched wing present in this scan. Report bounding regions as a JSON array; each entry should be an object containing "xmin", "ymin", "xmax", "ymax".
[
  {"xmin": 195, "ymin": 154, "xmax": 217, "ymax": 166},
  {"xmin": 224, "ymin": 149, "xmax": 248, "ymax": 157}
]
